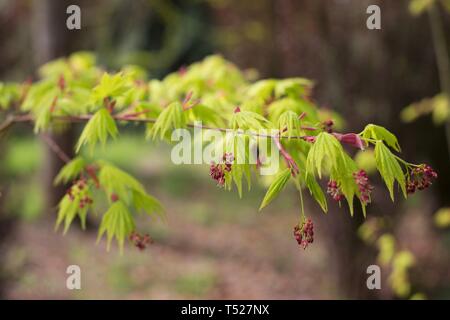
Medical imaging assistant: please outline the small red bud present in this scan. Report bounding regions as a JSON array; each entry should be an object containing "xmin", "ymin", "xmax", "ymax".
[{"xmin": 58, "ymin": 75, "xmax": 66, "ymax": 91}]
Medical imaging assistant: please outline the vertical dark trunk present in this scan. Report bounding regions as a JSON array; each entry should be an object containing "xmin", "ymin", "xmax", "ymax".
[
  {"xmin": 32, "ymin": 0, "xmax": 78, "ymax": 212},
  {"xmin": 271, "ymin": 0, "xmax": 373, "ymax": 299},
  {"xmin": 0, "ymin": 200, "xmax": 16, "ymax": 298}
]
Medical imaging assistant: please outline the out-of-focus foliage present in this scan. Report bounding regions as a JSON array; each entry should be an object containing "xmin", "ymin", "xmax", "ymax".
[
  {"xmin": 409, "ymin": 0, "xmax": 450, "ymax": 15},
  {"xmin": 401, "ymin": 94, "xmax": 449, "ymax": 125},
  {"xmin": 359, "ymin": 218, "xmax": 424, "ymax": 299},
  {"xmin": 354, "ymin": 149, "xmax": 377, "ymax": 175},
  {"xmin": 0, "ymin": 83, "xmax": 20, "ymax": 109},
  {"xmin": 434, "ymin": 207, "xmax": 450, "ymax": 227}
]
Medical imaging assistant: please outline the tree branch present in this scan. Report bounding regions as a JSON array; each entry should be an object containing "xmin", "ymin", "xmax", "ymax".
[
  {"xmin": 39, "ymin": 131, "xmax": 71, "ymax": 164},
  {"xmin": 1, "ymin": 113, "xmax": 317, "ymax": 140}
]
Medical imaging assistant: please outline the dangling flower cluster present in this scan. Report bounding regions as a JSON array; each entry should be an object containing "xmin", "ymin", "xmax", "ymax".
[
  {"xmin": 327, "ymin": 180, "xmax": 344, "ymax": 201},
  {"xmin": 66, "ymin": 178, "xmax": 93, "ymax": 208},
  {"xmin": 353, "ymin": 169, "xmax": 373, "ymax": 205},
  {"xmin": 209, "ymin": 153, "xmax": 234, "ymax": 186},
  {"xmin": 129, "ymin": 231, "xmax": 153, "ymax": 250},
  {"xmin": 406, "ymin": 164, "xmax": 438, "ymax": 194},
  {"xmin": 293, "ymin": 218, "xmax": 314, "ymax": 249}
]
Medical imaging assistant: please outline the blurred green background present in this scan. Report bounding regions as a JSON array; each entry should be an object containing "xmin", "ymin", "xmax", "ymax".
[{"xmin": 0, "ymin": 0, "xmax": 450, "ymax": 299}]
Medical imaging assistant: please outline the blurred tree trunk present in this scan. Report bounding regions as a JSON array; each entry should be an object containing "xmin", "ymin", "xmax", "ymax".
[
  {"xmin": 272, "ymin": 0, "xmax": 373, "ymax": 299},
  {"xmin": 32, "ymin": 0, "xmax": 78, "ymax": 213}
]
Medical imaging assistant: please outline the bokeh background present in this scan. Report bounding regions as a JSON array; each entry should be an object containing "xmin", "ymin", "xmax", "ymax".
[{"xmin": 0, "ymin": 0, "xmax": 449, "ymax": 299}]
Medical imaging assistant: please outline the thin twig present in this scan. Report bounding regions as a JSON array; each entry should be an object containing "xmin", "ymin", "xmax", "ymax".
[
  {"xmin": 0, "ymin": 115, "xmax": 14, "ymax": 133},
  {"xmin": 39, "ymin": 131, "xmax": 71, "ymax": 164},
  {"xmin": 273, "ymin": 135, "xmax": 300, "ymax": 175},
  {"xmin": 1, "ymin": 113, "xmax": 316, "ymax": 140}
]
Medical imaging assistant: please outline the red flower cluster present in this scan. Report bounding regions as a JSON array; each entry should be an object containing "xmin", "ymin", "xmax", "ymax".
[
  {"xmin": 327, "ymin": 180, "xmax": 344, "ymax": 201},
  {"xmin": 66, "ymin": 179, "xmax": 93, "ymax": 208},
  {"xmin": 129, "ymin": 231, "xmax": 153, "ymax": 250},
  {"xmin": 293, "ymin": 218, "xmax": 314, "ymax": 249},
  {"xmin": 78, "ymin": 195, "xmax": 93, "ymax": 209},
  {"xmin": 407, "ymin": 164, "xmax": 438, "ymax": 194},
  {"xmin": 353, "ymin": 170, "xmax": 373, "ymax": 205},
  {"xmin": 209, "ymin": 153, "xmax": 234, "ymax": 186}
]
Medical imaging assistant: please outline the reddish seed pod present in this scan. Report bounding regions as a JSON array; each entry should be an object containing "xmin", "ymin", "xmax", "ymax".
[
  {"xmin": 293, "ymin": 218, "xmax": 314, "ymax": 250},
  {"xmin": 407, "ymin": 164, "xmax": 437, "ymax": 194},
  {"xmin": 58, "ymin": 75, "xmax": 65, "ymax": 91},
  {"xmin": 327, "ymin": 180, "xmax": 344, "ymax": 202},
  {"xmin": 209, "ymin": 153, "xmax": 234, "ymax": 187},
  {"xmin": 353, "ymin": 170, "xmax": 373, "ymax": 205},
  {"xmin": 129, "ymin": 231, "xmax": 153, "ymax": 250}
]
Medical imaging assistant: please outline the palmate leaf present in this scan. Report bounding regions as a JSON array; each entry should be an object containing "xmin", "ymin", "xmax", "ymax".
[
  {"xmin": 186, "ymin": 104, "xmax": 226, "ymax": 128},
  {"xmin": 132, "ymin": 191, "xmax": 165, "ymax": 220},
  {"xmin": 29, "ymin": 87, "xmax": 59, "ymax": 133},
  {"xmin": 58, "ymin": 86, "xmax": 92, "ymax": 115},
  {"xmin": 240, "ymin": 97, "xmax": 265, "ymax": 114},
  {"xmin": 306, "ymin": 132, "xmax": 342, "ymax": 179},
  {"xmin": 246, "ymin": 79, "xmax": 276, "ymax": 100},
  {"xmin": 91, "ymin": 72, "xmax": 131, "ymax": 104},
  {"xmin": 259, "ymin": 168, "xmax": 291, "ymax": 211},
  {"xmin": 55, "ymin": 187, "xmax": 92, "ymax": 234},
  {"xmin": 304, "ymin": 174, "xmax": 328, "ymax": 213},
  {"xmin": 56, "ymin": 195, "xmax": 80, "ymax": 234},
  {"xmin": 278, "ymin": 111, "xmax": 302, "ymax": 140},
  {"xmin": 76, "ymin": 108, "xmax": 118, "ymax": 153},
  {"xmin": 21, "ymin": 80, "xmax": 54, "ymax": 112},
  {"xmin": 213, "ymin": 134, "xmax": 250, "ymax": 197},
  {"xmin": 306, "ymin": 132, "xmax": 365, "ymax": 215},
  {"xmin": 222, "ymin": 134, "xmax": 252, "ymax": 197},
  {"xmin": 331, "ymin": 152, "xmax": 360, "ymax": 216},
  {"xmin": 230, "ymin": 110, "xmax": 271, "ymax": 130},
  {"xmin": 98, "ymin": 162, "xmax": 146, "ymax": 203},
  {"xmin": 33, "ymin": 99, "xmax": 53, "ymax": 133},
  {"xmin": 54, "ymin": 157, "xmax": 86, "ymax": 185},
  {"xmin": 361, "ymin": 124, "xmax": 401, "ymax": 152},
  {"xmin": 148, "ymin": 101, "xmax": 186, "ymax": 140},
  {"xmin": 0, "ymin": 82, "xmax": 20, "ymax": 109},
  {"xmin": 230, "ymin": 164, "xmax": 251, "ymax": 198},
  {"xmin": 268, "ymin": 98, "xmax": 319, "ymax": 124},
  {"xmin": 374, "ymin": 141, "xmax": 407, "ymax": 201},
  {"xmin": 97, "ymin": 201, "xmax": 135, "ymax": 252}
]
